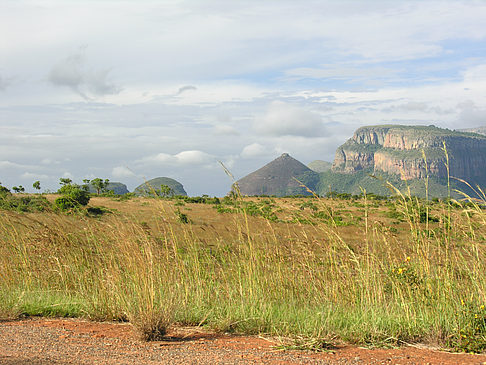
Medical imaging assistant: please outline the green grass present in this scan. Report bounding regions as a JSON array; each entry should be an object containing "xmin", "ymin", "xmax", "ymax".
[{"xmin": 1, "ymin": 189, "xmax": 486, "ymax": 352}]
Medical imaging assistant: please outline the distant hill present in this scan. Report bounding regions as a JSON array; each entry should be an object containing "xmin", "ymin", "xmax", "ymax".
[
  {"xmin": 236, "ymin": 153, "xmax": 319, "ymax": 196},
  {"xmin": 321, "ymin": 124, "xmax": 486, "ymax": 197},
  {"xmin": 134, "ymin": 177, "xmax": 187, "ymax": 196},
  {"xmin": 228, "ymin": 126, "xmax": 486, "ymax": 199},
  {"xmin": 308, "ymin": 160, "xmax": 332, "ymax": 173},
  {"xmin": 87, "ymin": 182, "xmax": 129, "ymax": 195}
]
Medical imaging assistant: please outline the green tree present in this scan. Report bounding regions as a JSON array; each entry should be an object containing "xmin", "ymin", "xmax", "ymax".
[
  {"xmin": 159, "ymin": 184, "xmax": 174, "ymax": 197},
  {"xmin": 56, "ymin": 183, "xmax": 90, "ymax": 211},
  {"xmin": 59, "ymin": 178, "xmax": 73, "ymax": 186},
  {"xmin": 0, "ymin": 183, "xmax": 10, "ymax": 197},
  {"xmin": 33, "ymin": 181, "xmax": 41, "ymax": 191},
  {"xmin": 12, "ymin": 186, "xmax": 25, "ymax": 194},
  {"xmin": 82, "ymin": 179, "xmax": 91, "ymax": 192},
  {"xmin": 90, "ymin": 178, "xmax": 110, "ymax": 195}
]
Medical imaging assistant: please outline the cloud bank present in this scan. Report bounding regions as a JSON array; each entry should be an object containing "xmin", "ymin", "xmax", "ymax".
[{"xmin": 254, "ymin": 101, "xmax": 325, "ymax": 137}]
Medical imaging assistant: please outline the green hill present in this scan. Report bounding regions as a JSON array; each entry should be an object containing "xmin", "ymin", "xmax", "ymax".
[
  {"xmin": 316, "ymin": 169, "xmax": 460, "ymax": 198},
  {"xmin": 87, "ymin": 182, "xmax": 129, "ymax": 195},
  {"xmin": 134, "ymin": 177, "xmax": 187, "ymax": 197},
  {"xmin": 307, "ymin": 160, "xmax": 332, "ymax": 173}
]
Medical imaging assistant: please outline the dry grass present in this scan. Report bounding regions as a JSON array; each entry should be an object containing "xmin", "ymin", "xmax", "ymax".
[{"xmin": 1, "ymin": 192, "xmax": 486, "ymax": 351}]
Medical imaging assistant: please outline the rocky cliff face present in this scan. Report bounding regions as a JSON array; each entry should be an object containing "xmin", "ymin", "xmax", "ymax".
[{"xmin": 332, "ymin": 125, "xmax": 486, "ymax": 183}]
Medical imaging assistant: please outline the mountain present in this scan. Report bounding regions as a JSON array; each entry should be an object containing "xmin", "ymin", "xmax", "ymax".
[
  {"xmin": 323, "ymin": 125, "xmax": 486, "ymax": 197},
  {"xmin": 87, "ymin": 182, "xmax": 129, "ymax": 195},
  {"xmin": 134, "ymin": 177, "xmax": 187, "ymax": 196},
  {"xmin": 308, "ymin": 160, "xmax": 332, "ymax": 173},
  {"xmin": 236, "ymin": 153, "xmax": 319, "ymax": 196}
]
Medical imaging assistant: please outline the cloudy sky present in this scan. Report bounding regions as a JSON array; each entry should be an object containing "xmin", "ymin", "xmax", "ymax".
[{"xmin": 2, "ymin": 0, "xmax": 486, "ymax": 195}]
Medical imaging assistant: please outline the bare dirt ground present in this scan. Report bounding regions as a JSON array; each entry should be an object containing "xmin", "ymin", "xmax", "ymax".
[{"xmin": 1, "ymin": 318, "xmax": 486, "ymax": 364}]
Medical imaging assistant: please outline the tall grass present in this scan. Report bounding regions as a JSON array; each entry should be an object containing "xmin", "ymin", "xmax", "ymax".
[{"xmin": 0, "ymin": 189, "xmax": 485, "ymax": 351}]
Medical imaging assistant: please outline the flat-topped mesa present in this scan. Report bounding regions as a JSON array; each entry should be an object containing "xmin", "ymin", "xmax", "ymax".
[{"xmin": 332, "ymin": 125, "xmax": 486, "ymax": 183}]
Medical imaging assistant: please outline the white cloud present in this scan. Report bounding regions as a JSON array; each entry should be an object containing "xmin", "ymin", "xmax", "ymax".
[
  {"xmin": 176, "ymin": 150, "xmax": 214, "ymax": 165},
  {"xmin": 62, "ymin": 172, "xmax": 74, "ymax": 180},
  {"xmin": 285, "ymin": 65, "xmax": 398, "ymax": 82},
  {"xmin": 0, "ymin": 160, "xmax": 32, "ymax": 170},
  {"xmin": 112, "ymin": 166, "xmax": 136, "ymax": 178},
  {"xmin": 40, "ymin": 158, "xmax": 62, "ymax": 165},
  {"xmin": 0, "ymin": 161, "xmax": 18, "ymax": 170},
  {"xmin": 140, "ymin": 150, "xmax": 216, "ymax": 167},
  {"xmin": 457, "ymin": 100, "xmax": 486, "ymax": 127},
  {"xmin": 21, "ymin": 172, "xmax": 49, "ymax": 180},
  {"xmin": 213, "ymin": 125, "xmax": 239, "ymax": 136},
  {"xmin": 254, "ymin": 101, "xmax": 324, "ymax": 137},
  {"xmin": 241, "ymin": 143, "xmax": 266, "ymax": 158}
]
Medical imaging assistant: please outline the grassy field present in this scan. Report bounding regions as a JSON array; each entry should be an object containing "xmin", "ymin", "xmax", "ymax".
[{"xmin": 1, "ymin": 191, "xmax": 486, "ymax": 352}]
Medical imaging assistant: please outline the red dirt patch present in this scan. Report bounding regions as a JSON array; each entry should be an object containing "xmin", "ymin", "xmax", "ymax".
[{"xmin": 1, "ymin": 318, "xmax": 486, "ymax": 364}]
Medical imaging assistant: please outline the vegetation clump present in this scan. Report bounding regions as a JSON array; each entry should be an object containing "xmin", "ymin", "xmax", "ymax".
[
  {"xmin": 54, "ymin": 179, "xmax": 90, "ymax": 211},
  {"xmin": 0, "ymin": 183, "xmax": 50, "ymax": 212}
]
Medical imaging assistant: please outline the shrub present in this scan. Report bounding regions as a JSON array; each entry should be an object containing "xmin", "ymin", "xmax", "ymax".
[
  {"xmin": 176, "ymin": 210, "xmax": 189, "ymax": 224},
  {"xmin": 86, "ymin": 206, "xmax": 111, "ymax": 217},
  {"xmin": 0, "ymin": 195, "xmax": 51, "ymax": 212},
  {"xmin": 116, "ymin": 192, "xmax": 136, "ymax": 201},
  {"xmin": 0, "ymin": 185, "xmax": 11, "ymax": 197},
  {"xmin": 54, "ymin": 197, "xmax": 78, "ymax": 211},
  {"xmin": 449, "ymin": 302, "xmax": 486, "ymax": 353},
  {"xmin": 56, "ymin": 184, "xmax": 90, "ymax": 211}
]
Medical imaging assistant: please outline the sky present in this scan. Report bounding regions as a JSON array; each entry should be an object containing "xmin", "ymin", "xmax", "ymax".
[{"xmin": 2, "ymin": 0, "xmax": 486, "ymax": 196}]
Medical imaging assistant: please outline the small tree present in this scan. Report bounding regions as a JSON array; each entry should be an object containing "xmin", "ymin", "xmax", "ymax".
[
  {"xmin": 59, "ymin": 178, "xmax": 73, "ymax": 186},
  {"xmin": 12, "ymin": 186, "xmax": 25, "ymax": 194},
  {"xmin": 56, "ymin": 182, "xmax": 90, "ymax": 211},
  {"xmin": 159, "ymin": 184, "xmax": 174, "ymax": 198},
  {"xmin": 33, "ymin": 181, "xmax": 41, "ymax": 192},
  {"xmin": 90, "ymin": 178, "xmax": 110, "ymax": 195},
  {"xmin": 81, "ymin": 179, "xmax": 91, "ymax": 192},
  {"xmin": 0, "ymin": 183, "xmax": 10, "ymax": 197}
]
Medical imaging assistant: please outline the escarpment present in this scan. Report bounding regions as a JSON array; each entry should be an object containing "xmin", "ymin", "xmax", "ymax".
[{"xmin": 332, "ymin": 125, "xmax": 486, "ymax": 184}]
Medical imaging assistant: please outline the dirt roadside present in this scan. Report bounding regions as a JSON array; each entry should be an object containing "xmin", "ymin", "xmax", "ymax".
[{"xmin": 1, "ymin": 318, "xmax": 486, "ymax": 364}]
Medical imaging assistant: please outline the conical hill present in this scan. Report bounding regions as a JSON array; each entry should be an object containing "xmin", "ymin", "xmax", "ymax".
[{"xmin": 236, "ymin": 153, "xmax": 319, "ymax": 196}]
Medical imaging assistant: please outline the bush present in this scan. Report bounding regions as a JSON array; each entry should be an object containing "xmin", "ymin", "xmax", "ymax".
[
  {"xmin": 0, "ymin": 186, "xmax": 10, "ymax": 197},
  {"xmin": 54, "ymin": 197, "xmax": 78, "ymax": 211},
  {"xmin": 176, "ymin": 210, "xmax": 189, "ymax": 224},
  {"xmin": 116, "ymin": 192, "xmax": 136, "ymax": 201},
  {"xmin": 449, "ymin": 302, "xmax": 486, "ymax": 353},
  {"xmin": 0, "ymin": 195, "xmax": 51, "ymax": 212},
  {"xmin": 86, "ymin": 206, "xmax": 112, "ymax": 217},
  {"xmin": 56, "ymin": 184, "xmax": 90, "ymax": 211}
]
